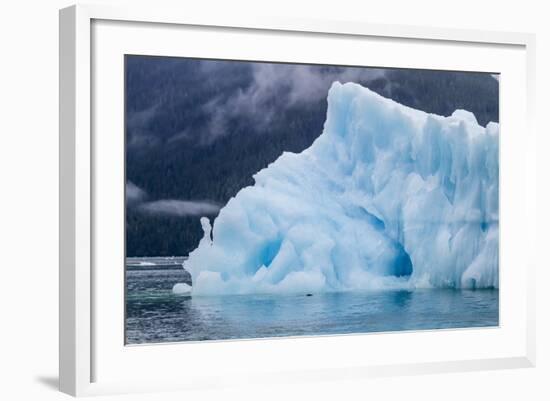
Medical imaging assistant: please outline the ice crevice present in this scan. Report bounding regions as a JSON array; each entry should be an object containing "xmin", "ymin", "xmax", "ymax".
[{"xmin": 177, "ymin": 82, "xmax": 499, "ymax": 295}]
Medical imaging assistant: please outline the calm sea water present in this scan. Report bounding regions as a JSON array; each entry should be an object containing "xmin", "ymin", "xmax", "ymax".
[{"xmin": 126, "ymin": 268, "xmax": 499, "ymax": 345}]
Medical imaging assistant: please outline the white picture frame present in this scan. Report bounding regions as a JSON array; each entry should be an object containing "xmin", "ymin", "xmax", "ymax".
[{"xmin": 59, "ymin": 3, "xmax": 536, "ymax": 397}]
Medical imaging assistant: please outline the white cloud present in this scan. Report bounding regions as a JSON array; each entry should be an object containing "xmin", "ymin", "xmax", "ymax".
[
  {"xmin": 138, "ymin": 199, "xmax": 220, "ymax": 217},
  {"xmin": 126, "ymin": 181, "xmax": 146, "ymax": 204},
  {"xmin": 127, "ymin": 181, "xmax": 219, "ymax": 217},
  {"xmin": 202, "ymin": 62, "xmax": 386, "ymax": 141}
]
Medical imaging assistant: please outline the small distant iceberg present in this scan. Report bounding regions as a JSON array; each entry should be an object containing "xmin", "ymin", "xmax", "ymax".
[
  {"xmin": 175, "ymin": 82, "xmax": 499, "ymax": 295},
  {"xmin": 172, "ymin": 282, "xmax": 192, "ymax": 295}
]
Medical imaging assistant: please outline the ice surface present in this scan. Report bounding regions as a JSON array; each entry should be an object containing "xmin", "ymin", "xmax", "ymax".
[{"xmin": 177, "ymin": 82, "xmax": 499, "ymax": 295}]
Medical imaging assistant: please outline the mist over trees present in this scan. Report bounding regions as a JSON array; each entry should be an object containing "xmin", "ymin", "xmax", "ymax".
[{"xmin": 125, "ymin": 56, "xmax": 499, "ymax": 257}]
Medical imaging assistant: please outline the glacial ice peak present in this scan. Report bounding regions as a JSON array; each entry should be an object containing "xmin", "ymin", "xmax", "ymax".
[{"xmin": 179, "ymin": 82, "xmax": 499, "ymax": 295}]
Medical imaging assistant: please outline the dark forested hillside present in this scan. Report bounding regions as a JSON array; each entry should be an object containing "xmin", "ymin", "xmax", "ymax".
[{"xmin": 125, "ymin": 56, "xmax": 499, "ymax": 257}]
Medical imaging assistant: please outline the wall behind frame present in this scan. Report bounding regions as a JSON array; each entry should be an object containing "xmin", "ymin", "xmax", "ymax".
[{"xmin": 0, "ymin": 0, "xmax": 548, "ymax": 400}]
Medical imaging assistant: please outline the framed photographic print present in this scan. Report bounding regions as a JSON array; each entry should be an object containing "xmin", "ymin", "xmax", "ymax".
[{"xmin": 59, "ymin": 4, "xmax": 536, "ymax": 396}]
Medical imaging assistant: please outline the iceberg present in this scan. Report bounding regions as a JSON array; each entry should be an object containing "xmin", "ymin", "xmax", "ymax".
[
  {"xmin": 172, "ymin": 282, "xmax": 192, "ymax": 295},
  {"xmin": 180, "ymin": 82, "xmax": 499, "ymax": 295}
]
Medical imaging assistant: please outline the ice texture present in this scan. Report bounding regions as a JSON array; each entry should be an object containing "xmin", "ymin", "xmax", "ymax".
[{"xmin": 180, "ymin": 82, "xmax": 499, "ymax": 295}]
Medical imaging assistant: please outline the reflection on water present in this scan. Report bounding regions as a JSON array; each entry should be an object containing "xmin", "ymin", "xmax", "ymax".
[{"xmin": 125, "ymin": 268, "xmax": 499, "ymax": 344}]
